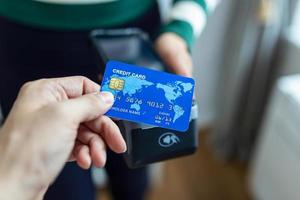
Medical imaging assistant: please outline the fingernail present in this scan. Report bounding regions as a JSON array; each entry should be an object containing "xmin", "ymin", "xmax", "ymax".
[
  {"xmin": 95, "ymin": 149, "xmax": 106, "ymax": 168},
  {"xmin": 122, "ymin": 144, "xmax": 127, "ymax": 153},
  {"xmin": 121, "ymin": 141, "xmax": 127, "ymax": 153},
  {"xmin": 100, "ymin": 150, "xmax": 107, "ymax": 166},
  {"xmin": 99, "ymin": 92, "xmax": 114, "ymax": 104}
]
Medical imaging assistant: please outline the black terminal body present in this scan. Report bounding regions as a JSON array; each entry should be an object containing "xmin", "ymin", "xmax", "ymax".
[{"xmin": 90, "ymin": 28, "xmax": 198, "ymax": 168}]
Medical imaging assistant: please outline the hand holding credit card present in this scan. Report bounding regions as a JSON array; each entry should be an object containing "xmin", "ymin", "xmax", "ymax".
[{"xmin": 100, "ymin": 60, "xmax": 195, "ymax": 132}]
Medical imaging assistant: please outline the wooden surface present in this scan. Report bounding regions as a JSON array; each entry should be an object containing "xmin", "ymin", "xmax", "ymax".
[{"xmin": 98, "ymin": 130, "xmax": 251, "ymax": 200}]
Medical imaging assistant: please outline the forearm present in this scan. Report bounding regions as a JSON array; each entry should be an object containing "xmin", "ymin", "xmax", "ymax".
[{"xmin": 0, "ymin": 180, "xmax": 46, "ymax": 200}]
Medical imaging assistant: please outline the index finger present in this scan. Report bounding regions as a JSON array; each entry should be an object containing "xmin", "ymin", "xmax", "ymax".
[{"xmin": 52, "ymin": 76, "xmax": 100, "ymax": 98}]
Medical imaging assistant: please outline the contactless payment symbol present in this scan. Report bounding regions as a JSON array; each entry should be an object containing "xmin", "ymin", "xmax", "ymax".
[
  {"xmin": 158, "ymin": 132, "xmax": 180, "ymax": 147},
  {"xmin": 109, "ymin": 78, "xmax": 125, "ymax": 91}
]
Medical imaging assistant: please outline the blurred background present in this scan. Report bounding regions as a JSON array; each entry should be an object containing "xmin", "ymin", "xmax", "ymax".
[
  {"xmin": 1, "ymin": 0, "xmax": 300, "ymax": 199},
  {"xmin": 139, "ymin": 0, "xmax": 300, "ymax": 199}
]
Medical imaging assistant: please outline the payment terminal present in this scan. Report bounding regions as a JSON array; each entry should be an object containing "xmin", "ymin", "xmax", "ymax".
[{"xmin": 90, "ymin": 28, "xmax": 198, "ymax": 168}]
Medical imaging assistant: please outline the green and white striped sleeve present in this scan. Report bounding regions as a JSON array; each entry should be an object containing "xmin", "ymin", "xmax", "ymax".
[{"xmin": 160, "ymin": 0, "xmax": 220, "ymax": 49}]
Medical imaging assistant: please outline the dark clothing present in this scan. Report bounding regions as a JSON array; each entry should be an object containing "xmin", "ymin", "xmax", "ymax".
[{"xmin": 0, "ymin": 4, "xmax": 159, "ymax": 200}]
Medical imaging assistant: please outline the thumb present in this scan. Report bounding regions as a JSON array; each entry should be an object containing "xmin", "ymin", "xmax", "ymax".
[{"xmin": 58, "ymin": 91, "xmax": 114, "ymax": 123}]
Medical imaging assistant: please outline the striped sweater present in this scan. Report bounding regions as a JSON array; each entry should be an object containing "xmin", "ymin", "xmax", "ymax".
[{"xmin": 0, "ymin": 0, "xmax": 219, "ymax": 48}]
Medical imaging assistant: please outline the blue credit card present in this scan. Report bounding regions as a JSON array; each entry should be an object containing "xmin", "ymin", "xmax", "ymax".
[{"xmin": 100, "ymin": 60, "xmax": 195, "ymax": 132}]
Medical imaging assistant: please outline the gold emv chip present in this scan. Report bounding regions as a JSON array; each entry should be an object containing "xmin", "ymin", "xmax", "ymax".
[{"xmin": 109, "ymin": 78, "xmax": 125, "ymax": 91}]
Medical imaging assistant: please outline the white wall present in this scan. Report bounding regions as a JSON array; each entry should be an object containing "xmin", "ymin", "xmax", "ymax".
[{"xmin": 192, "ymin": 0, "xmax": 234, "ymax": 127}]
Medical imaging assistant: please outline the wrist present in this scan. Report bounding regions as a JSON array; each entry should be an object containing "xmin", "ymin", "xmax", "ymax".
[
  {"xmin": 156, "ymin": 32, "xmax": 189, "ymax": 53},
  {"xmin": 0, "ymin": 172, "xmax": 25, "ymax": 200},
  {"xmin": 0, "ymin": 128, "xmax": 45, "ymax": 200},
  {"xmin": 160, "ymin": 20, "xmax": 194, "ymax": 50}
]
